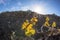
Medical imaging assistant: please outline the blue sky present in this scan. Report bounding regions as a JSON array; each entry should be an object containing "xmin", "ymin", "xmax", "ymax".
[{"xmin": 0, "ymin": 0, "xmax": 60, "ymax": 16}]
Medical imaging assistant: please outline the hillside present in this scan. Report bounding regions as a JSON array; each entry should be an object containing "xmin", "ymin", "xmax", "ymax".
[{"xmin": 0, "ymin": 11, "xmax": 60, "ymax": 40}]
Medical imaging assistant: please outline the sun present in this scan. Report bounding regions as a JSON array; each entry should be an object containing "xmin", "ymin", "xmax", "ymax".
[
  {"xmin": 31, "ymin": 5, "xmax": 45, "ymax": 14},
  {"xmin": 22, "ymin": 4, "xmax": 46, "ymax": 14}
]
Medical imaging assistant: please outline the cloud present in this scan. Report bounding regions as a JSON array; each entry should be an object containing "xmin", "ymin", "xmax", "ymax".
[
  {"xmin": 0, "ymin": 0, "xmax": 6, "ymax": 4},
  {"xmin": 0, "ymin": 0, "xmax": 4, "ymax": 4},
  {"xmin": 17, "ymin": 2, "xmax": 22, "ymax": 6},
  {"xmin": 7, "ymin": 2, "xmax": 22, "ymax": 11},
  {"xmin": 10, "ymin": 6, "xmax": 20, "ymax": 11},
  {"xmin": 5, "ymin": 0, "xmax": 52, "ymax": 15},
  {"xmin": 0, "ymin": 0, "xmax": 12, "ymax": 6}
]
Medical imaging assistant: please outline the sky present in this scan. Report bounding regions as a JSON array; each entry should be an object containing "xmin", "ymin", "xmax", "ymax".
[{"xmin": 0, "ymin": 0, "xmax": 60, "ymax": 16}]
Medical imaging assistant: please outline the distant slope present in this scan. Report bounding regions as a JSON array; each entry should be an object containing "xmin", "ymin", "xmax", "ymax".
[{"xmin": 0, "ymin": 11, "xmax": 60, "ymax": 40}]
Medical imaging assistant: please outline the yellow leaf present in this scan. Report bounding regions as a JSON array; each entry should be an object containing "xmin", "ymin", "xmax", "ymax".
[
  {"xmin": 22, "ymin": 20, "xmax": 29, "ymax": 29},
  {"xmin": 43, "ymin": 16, "xmax": 50, "ymax": 27},
  {"xmin": 46, "ymin": 16, "xmax": 50, "ymax": 21},
  {"xmin": 52, "ymin": 21, "xmax": 56, "ymax": 28},
  {"xmin": 25, "ymin": 29, "xmax": 35, "ymax": 37},
  {"xmin": 26, "ymin": 24, "xmax": 33, "ymax": 30},
  {"xmin": 44, "ymin": 22, "xmax": 50, "ymax": 27},
  {"xmin": 30, "ymin": 29, "xmax": 35, "ymax": 35},
  {"xmin": 30, "ymin": 17, "xmax": 38, "ymax": 22}
]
